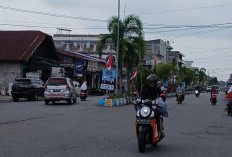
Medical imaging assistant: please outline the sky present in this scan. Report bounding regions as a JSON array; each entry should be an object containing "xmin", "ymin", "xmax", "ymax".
[{"xmin": 0, "ymin": 0, "xmax": 231, "ymax": 81}]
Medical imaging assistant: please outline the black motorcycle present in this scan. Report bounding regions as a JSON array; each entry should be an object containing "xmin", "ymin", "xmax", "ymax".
[
  {"xmin": 195, "ymin": 90, "xmax": 200, "ymax": 97},
  {"xmin": 176, "ymin": 91, "xmax": 184, "ymax": 104},
  {"xmin": 134, "ymin": 98, "xmax": 166, "ymax": 153},
  {"xmin": 80, "ymin": 90, "xmax": 87, "ymax": 101}
]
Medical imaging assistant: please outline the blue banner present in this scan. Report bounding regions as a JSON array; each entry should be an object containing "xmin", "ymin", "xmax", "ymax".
[
  {"xmin": 75, "ymin": 59, "xmax": 84, "ymax": 74},
  {"xmin": 100, "ymin": 69, "xmax": 115, "ymax": 90}
]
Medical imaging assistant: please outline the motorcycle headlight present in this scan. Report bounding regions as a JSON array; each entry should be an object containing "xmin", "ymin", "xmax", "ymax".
[
  {"xmin": 140, "ymin": 107, "xmax": 150, "ymax": 117},
  {"xmin": 195, "ymin": 91, "xmax": 199, "ymax": 94}
]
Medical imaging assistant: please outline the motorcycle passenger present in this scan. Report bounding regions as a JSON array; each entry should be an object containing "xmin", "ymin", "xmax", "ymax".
[
  {"xmin": 176, "ymin": 83, "xmax": 185, "ymax": 101},
  {"xmin": 80, "ymin": 81, "xmax": 88, "ymax": 96},
  {"xmin": 157, "ymin": 81, "xmax": 166, "ymax": 101}
]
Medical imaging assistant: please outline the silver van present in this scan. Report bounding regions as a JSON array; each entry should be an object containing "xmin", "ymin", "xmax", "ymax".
[{"xmin": 44, "ymin": 77, "xmax": 77, "ymax": 105}]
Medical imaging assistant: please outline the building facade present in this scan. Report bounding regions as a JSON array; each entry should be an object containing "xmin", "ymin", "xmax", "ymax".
[
  {"xmin": 183, "ymin": 61, "xmax": 193, "ymax": 68},
  {"xmin": 0, "ymin": 31, "xmax": 61, "ymax": 89},
  {"xmin": 144, "ymin": 39, "xmax": 169, "ymax": 67},
  {"xmin": 167, "ymin": 51, "xmax": 185, "ymax": 70},
  {"xmin": 53, "ymin": 34, "xmax": 115, "ymax": 59}
]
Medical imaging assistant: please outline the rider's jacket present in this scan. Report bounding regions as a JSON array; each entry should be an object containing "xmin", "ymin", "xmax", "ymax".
[
  {"xmin": 141, "ymin": 86, "xmax": 163, "ymax": 100},
  {"xmin": 176, "ymin": 86, "xmax": 185, "ymax": 93}
]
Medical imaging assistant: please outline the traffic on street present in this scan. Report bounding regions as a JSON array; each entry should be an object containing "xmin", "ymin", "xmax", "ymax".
[{"xmin": 0, "ymin": 92, "xmax": 232, "ymax": 157}]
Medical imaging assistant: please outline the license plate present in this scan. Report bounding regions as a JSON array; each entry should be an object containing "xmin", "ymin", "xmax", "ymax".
[{"xmin": 53, "ymin": 89, "xmax": 61, "ymax": 92}]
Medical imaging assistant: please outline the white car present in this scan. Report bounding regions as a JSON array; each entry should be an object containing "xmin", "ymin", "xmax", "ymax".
[
  {"xmin": 207, "ymin": 86, "xmax": 212, "ymax": 92},
  {"xmin": 44, "ymin": 77, "xmax": 77, "ymax": 105}
]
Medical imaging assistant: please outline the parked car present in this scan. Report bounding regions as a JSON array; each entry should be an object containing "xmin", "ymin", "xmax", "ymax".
[
  {"xmin": 207, "ymin": 86, "xmax": 212, "ymax": 93},
  {"xmin": 44, "ymin": 77, "xmax": 77, "ymax": 105},
  {"xmin": 11, "ymin": 78, "xmax": 45, "ymax": 102},
  {"xmin": 73, "ymin": 81, "xmax": 80, "ymax": 96}
]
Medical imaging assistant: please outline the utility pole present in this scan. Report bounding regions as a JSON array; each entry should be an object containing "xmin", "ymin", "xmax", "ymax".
[{"xmin": 115, "ymin": 0, "xmax": 120, "ymax": 94}]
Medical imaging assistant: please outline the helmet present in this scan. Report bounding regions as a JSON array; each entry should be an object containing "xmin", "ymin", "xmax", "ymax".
[
  {"xmin": 158, "ymin": 81, "xmax": 162, "ymax": 84},
  {"xmin": 146, "ymin": 74, "xmax": 157, "ymax": 83}
]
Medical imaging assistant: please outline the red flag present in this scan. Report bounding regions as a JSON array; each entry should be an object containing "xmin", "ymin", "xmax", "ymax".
[
  {"xmin": 106, "ymin": 54, "xmax": 112, "ymax": 70},
  {"xmin": 130, "ymin": 69, "xmax": 137, "ymax": 80}
]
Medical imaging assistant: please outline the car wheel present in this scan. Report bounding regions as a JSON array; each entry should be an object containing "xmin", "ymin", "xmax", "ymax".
[
  {"xmin": 33, "ymin": 92, "xmax": 39, "ymax": 101},
  {"xmin": 45, "ymin": 101, "xmax": 49, "ymax": 105},
  {"xmin": 13, "ymin": 97, "xmax": 19, "ymax": 102},
  {"xmin": 67, "ymin": 98, "xmax": 72, "ymax": 104}
]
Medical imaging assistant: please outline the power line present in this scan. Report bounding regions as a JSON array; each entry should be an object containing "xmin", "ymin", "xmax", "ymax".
[
  {"xmin": 145, "ymin": 25, "xmax": 232, "ymax": 34},
  {"xmin": 0, "ymin": 5, "xmax": 107, "ymax": 23},
  {"xmin": 184, "ymin": 47, "xmax": 232, "ymax": 55},
  {"xmin": 0, "ymin": 23, "xmax": 109, "ymax": 30},
  {"xmin": 138, "ymin": 3, "xmax": 232, "ymax": 15},
  {"xmin": 1, "ymin": 4, "xmax": 232, "ymax": 29},
  {"xmin": 154, "ymin": 26, "xmax": 232, "ymax": 38}
]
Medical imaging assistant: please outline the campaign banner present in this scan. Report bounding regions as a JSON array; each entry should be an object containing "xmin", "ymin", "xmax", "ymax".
[
  {"xmin": 100, "ymin": 69, "xmax": 115, "ymax": 90},
  {"xmin": 75, "ymin": 59, "xmax": 84, "ymax": 75}
]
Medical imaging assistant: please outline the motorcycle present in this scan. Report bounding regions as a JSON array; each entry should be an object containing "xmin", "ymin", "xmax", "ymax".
[
  {"xmin": 210, "ymin": 94, "xmax": 217, "ymax": 105},
  {"xmin": 195, "ymin": 90, "xmax": 200, "ymax": 97},
  {"xmin": 176, "ymin": 91, "xmax": 184, "ymax": 104},
  {"xmin": 80, "ymin": 90, "xmax": 88, "ymax": 101},
  {"xmin": 134, "ymin": 98, "xmax": 165, "ymax": 153}
]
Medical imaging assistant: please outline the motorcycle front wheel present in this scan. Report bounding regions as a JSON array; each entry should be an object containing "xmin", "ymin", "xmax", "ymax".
[{"xmin": 138, "ymin": 132, "xmax": 146, "ymax": 153}]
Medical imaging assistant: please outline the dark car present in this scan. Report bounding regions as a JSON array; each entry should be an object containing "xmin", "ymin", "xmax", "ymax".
[{"xmin": 11, "ymin": 78, "xmax": 45, "ymax": 102}]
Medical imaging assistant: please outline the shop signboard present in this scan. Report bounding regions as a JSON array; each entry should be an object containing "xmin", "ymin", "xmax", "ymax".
[{"xmin": 75, "ymin": 59, "xmax": 84, "ymax": 75}]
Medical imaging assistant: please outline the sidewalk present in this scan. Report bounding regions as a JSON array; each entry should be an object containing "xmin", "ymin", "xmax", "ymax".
[{"xmin": 0, "ymin": 95, "xmax": 13, "ymax": 103}]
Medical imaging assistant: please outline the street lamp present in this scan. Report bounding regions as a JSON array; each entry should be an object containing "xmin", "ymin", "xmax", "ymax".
[{"xmin": 115, "ymin": 0, "xmax": 120, "ymax": 94}]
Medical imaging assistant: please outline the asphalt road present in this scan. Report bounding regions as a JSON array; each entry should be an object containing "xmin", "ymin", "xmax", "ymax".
[{"xmin": 0, "ymin": 92, "xmax": 232, "ymax": 157}]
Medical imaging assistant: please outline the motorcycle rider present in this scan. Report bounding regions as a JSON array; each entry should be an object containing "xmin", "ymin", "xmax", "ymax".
[
  {"xmin": 210, "ymin": 85, "xmax": 217, "ymax": 102},
  {"xmin": 195, "ymin": 85, "xmax": 200, "ymax": 92},
  {"xmin": 176, "ymin": 82, "xmax": 185, "ymax": 101},
  {"xmin": 141, "ymin": 74, "xmax": 163, "ymax": 101},
  {"xmin": 140, "ymin": 74, "xmax": 166, "ymax": 138}
]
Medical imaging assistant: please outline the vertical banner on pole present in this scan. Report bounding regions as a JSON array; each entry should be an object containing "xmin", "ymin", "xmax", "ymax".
[{"xmin": 100, "ymin": 70, "xmax": 115, "ymax": 91}]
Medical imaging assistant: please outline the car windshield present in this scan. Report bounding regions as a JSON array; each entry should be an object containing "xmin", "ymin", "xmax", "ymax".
[
  {"xmin": 14, "ymin": 79, "xmax": 31, "ymax": 85},
  {"xmin": 47, "ymin": 78, "xmax": 67, "ymax": 86}
]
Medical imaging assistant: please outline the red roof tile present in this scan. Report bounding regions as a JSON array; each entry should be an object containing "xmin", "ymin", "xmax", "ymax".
[{"xmin": 0, "ymin": 31, "xmax": 50, "ymax": 61}]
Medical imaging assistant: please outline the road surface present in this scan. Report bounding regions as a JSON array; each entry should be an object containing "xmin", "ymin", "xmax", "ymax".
[{"xmin": 0, "ymin": 93, "xmax": 231, "ymax": 157}]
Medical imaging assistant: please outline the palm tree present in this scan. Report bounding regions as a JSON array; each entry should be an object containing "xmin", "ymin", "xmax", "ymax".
[
  {"xmin": 198, "ymin": 68, "xmax": 207, "ymax": 83},
  {"xmin": 97, "ymin": 15, "xmax": 145, "ymax": 94},
  {"xmin": 194, "ymin": 68, "xmax": 207, "ymax": 85}
]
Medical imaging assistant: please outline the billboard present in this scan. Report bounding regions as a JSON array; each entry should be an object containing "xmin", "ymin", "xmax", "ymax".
[
  {"xmin": 100, "ymin": 69, "xmax": 115, "ymax": 90},
  {"xmin": 75, "ymin": 59, "xmax": 84, "ymax": 75}
]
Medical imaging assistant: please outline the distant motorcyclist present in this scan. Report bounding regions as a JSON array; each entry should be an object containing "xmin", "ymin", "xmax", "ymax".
[
  {"xmin": 195, "ymin": 85, "xmax": 200, "ymax": 91},
  {"xmin": 176, "ymin": 82, "xmax": 185, "ymax": 100}
]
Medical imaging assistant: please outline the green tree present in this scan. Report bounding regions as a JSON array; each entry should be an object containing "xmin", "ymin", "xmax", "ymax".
[
  {"xmin": 177, "ymin": 67, "xmax": 194, "ymax": 86},
  {"xmin": 154, "ymin": 63, "xmax": 175, "ymax": 82},
  {"xmin": 194, "ymin": 68, "xmax": 207, "ymax": 84},
  {"xmin": 208, "ymin": 77, "xmax": 219, "ymax": 85},
  {"xmin": 134, "ymin": 65, "xmax": 152, "ymax": 93},
  {"xmin": 97, "ymin": 15, "xmax": 145, "ymax": 94}
]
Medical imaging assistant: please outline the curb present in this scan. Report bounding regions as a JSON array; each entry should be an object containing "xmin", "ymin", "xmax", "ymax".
[
  {"xmin": 97, "ymin": 97, "xmax": 136, "ymax": 107},
  {"xmin": 97, "ymin": 91, "xmax": 194, "ymax": 107}
]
